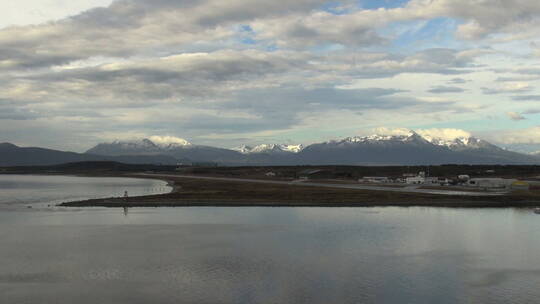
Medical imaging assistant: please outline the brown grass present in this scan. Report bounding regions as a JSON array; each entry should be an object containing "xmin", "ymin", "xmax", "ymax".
[{"xmin": 60, "ymin": 175, "xmax": 540, "ymax": 208}]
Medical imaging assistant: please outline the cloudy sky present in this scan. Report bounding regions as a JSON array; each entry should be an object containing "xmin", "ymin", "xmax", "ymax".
[{"xmin": 2, "ymin": 0, "xmax": 540, "ymax": 152}]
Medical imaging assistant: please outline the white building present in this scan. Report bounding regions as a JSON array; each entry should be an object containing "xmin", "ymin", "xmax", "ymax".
[
  {"xmin": 424, "ymin": 177, "xmax": 449, "ymax": 185},
  {"xmin": 467, "ymin": 178, "xmax": 516, "ymax": 189},
  {"xmin": 406, "ymin": 171, "xmax": 427, "ymax": 184},
  {"xmin": 406, "ymin": 176, "xmax": 425, "ymax": 184}
]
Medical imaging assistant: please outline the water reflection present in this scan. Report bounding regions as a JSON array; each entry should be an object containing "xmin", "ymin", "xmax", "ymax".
[{"xmin": 0, "ymin": 207, "xmax": 539, "ymax": 303}]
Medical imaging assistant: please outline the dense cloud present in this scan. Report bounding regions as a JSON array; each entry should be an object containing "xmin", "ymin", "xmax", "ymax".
[{"xmin": 1, "ymin": 0, "xmax": 540, "ymax": 150}]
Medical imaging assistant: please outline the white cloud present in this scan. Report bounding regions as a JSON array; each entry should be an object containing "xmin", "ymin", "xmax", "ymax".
[
  {"xmin": 2, "ymin": 0, "xmax": 540, "ymax": 150},
  {"xmin": 486, "ymin": 126, "xmax": 540, "ymax": 144},
  {"xmin": 416, "ymin": 128, "xmax": 472, "ymax": 141},
  {"xmin": 372, "ymin": 127, "xmax": 414, "ymax": 136},
  {"xmin": 0, "ymin": 0, "xmax": 113, "ymax": 28},
  {"xmin": 482, "ymin": 82, "xmax": 533, "ymax": 95},
  {"xmin": 149, "ymin": 136, "xmax": 191, "ymax": 146}
]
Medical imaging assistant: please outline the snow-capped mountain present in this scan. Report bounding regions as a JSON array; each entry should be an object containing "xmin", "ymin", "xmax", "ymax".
[
  {"xmin": 421, "ymin": 135, "xmax": 497, "ymax": 151},
  {"xmin": 297, "ymin": 130, "xmax": 539, "ymax": 165},
  {"xmin": 86, "ymin": 137, "xmax": 192, "ymax": 156},
  {"xmin": 80, "ymin": 131, "xmax": 540, "ymax": 166},
  {"xmin": 334, "ymin": 131, "xmax": 502, "ymax": 153},
  {"xmin": 88, "ymin": 139, "xmax": 161, "ymax": 155},
  {"xmin": 300, "ymin": 131, "xmax": 453, "ymax": 165},
  {"xmin": 337, "ymin": 131, "xmax": 430, "ymax": 146},
  {"xmin": 234, "ymin": 144, "xmax": 304, "ymax": 154},
  {"xmin": 86, "ymin": 138, "xmax": 245, "ymax": 164}
]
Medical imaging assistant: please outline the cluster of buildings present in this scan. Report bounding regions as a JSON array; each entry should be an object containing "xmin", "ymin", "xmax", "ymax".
[
  {"xmin": 360, "ymin": 171, "xmax": 532, "ymax": 191},
  {"xmin": 263, "ymin": 168, "xmax": 535, "ymax": 192},
  {"xmin": 360, "ymin": 171, "xmax": 449, "ymax": 185}
]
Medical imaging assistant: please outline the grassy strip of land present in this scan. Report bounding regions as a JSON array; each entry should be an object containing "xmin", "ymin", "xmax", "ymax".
[{"xmin": 59, "ymin": 174, "xmax": 540, "ymax": 208}]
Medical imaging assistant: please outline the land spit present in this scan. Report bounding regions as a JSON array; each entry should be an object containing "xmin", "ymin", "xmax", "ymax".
[{"xmin": 59, "ymin": 173, "xmax": 540, "ymax": 208}]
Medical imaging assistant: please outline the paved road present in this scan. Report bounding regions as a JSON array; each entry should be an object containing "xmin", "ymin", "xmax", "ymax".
[{"xmin": 136, "ymin": 173, "xmax": 505, "ymax": 197}]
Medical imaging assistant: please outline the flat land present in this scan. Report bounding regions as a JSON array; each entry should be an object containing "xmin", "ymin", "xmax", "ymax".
[{"xmin": 60, "ymin": 173, "xmax": 540, "ymax": 208}]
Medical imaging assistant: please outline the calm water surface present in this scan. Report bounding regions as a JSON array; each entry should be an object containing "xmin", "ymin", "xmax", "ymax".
[
  {"xmin": 1, "ymin": 175, "xmax": 540, "ymax": 303},
  {"xmin": 0, "ymin": 174, "xmax": 171, "ymax": 209}
]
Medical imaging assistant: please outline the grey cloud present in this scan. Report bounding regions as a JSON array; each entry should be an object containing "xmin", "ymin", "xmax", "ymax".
[
  {"xmin": 0, "ymin": 0, "xmax": 536, "ymax": 74},
  {"xmin": 267, "ymin": 18, "xmax": 386, "ymax": 48},
  {"xmin": 166, "ymin": 86, "xmax": 459, "ymax": 135},
  {"xmin": 181, "ymin": 115, "xmax": 290, "ymax": 134},
  {"xmin": 15, "ymin": 50, "xmax": 314, "ymax": 105},
  {"xmin": 194, "ymin": 0, "xmax": 329, "ymax": 27},
  {"xmin": 0, "ymin": 107, "xmax": 40, "ymax": 120},
  {"xmin": 407, "ymin": 0, "xmax": 540, "ymax": 39},
  {"xmin": 0, "ymin": 0, "xmax": 334, "ymax": 71},
  {"xmin": 496, "ymin": 76, "xmax": 540, "ymax": 82},
  {"xmin": 348, "ymin": 48, "xmax": 478, "ymax": 79},
  {"xmin": 482, "ymin": 86, "xmax": 533, "ymax": 95},
  {"xmin": 511, "ymin": 68, "xmax": 540, "ymax": 75},
  {"xmin": 2, "ymin": 0, "xmax": 538, "ymax": 151},
  {"xmin": 4, "ymin": 46, "xmax": 480, "ymax": 113},
  {"xmin": 523, "ymin": 108, "xmax": 540, "ymax": 114},
  {"xmin": 481, "ymin": 88, "xmax": 500, "ymax": 95},
  {"xmin": 512, "ymin": 95, "xmax": 540, "ymax": 101},
  {"xmin": 224, "ymin": 86, "xmax": 457, "ymax": 120},
  {"xmin": 428, "ymin": 86, "xmax": 466, "ymax": 94},
  {"xmin": 448, "ymin": 78, "xmax": 469, "ymax": 84}
]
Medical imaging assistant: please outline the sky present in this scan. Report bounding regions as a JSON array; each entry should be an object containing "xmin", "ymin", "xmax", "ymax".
[{"xmin": 1, "ymin": 0, "xmax": 540, "ymax": 153}]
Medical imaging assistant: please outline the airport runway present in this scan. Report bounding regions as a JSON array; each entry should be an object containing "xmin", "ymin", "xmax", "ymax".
[{"xmin": 137, "ymin": 173, "xmax": 505, "ymax": 197}]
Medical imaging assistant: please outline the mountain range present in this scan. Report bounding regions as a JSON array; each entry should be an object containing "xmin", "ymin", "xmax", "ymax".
[
  {"xmin": 2, "ymin": 131, "xmax": 539, "ymax": 166},
  {"xmin": 0, "ymin": 142, "xmax": 178, "ymax": 167}
]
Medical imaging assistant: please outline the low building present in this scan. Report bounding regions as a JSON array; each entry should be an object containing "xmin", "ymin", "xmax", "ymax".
[
  {"xmin": 265, "ymin": 172, "xmax": 277, "ymax": 177},
  {"xmin": 467, "ymin": 178, "xmax": 516, "ymax": 189},
  {"xmin": 406, "ymin": 171, "xmax": 427, "ymax": 184},
  {"xmin": 406, "ymin": 176, "xmax": 425, "ymax": 184},
  {"xmin": 424, "ymin": 177, "xmax": 449, "ymax": 185},
  {"xmin": 457, "ymin": 175, "xmax": 470, "ymax": 183}
]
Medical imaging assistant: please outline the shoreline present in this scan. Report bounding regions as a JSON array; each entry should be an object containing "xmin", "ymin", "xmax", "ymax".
[{"xmin": 59, "ymin": 173, "xmax": 540, "ymax": 209}]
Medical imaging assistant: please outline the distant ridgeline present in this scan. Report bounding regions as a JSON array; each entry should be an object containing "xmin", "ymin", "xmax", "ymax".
[{"xmin": 2, "ymin": 131, "xmax": 540, "ymax": 166}]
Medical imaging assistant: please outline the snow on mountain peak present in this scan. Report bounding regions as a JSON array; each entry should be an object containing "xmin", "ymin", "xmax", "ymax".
[
  {"xmin": 232, "ymin": 145, "xmax": 253, "ymax": 154},
  {"xmin": 105, "ymin": 136, "xmax": 191, "ymax": 152},
  {"xmin": 415, "ymin": 129, "xmax": 481, "ymax": 148},
  {"xmin": 233, "ymin": 143, "xmax": 304, "ymax": 154},
  {"xmin": 333, "ymin": 128, "xmax": 494, "ymax": 150},
  {"xmin": 281, "ymin": 144, "xmax": 304, "ymax": 153},
  {"xmin": 340, "ymin": 129, "xmax": 421, "ymax": 144}
]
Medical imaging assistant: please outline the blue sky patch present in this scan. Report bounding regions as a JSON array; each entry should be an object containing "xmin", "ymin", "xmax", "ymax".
[
  {"xmin": 359, "ymin": 0, "xmax": 410, "ymax": 10},
  {"xmin": 379, "ymin": 17, "xmax": 461, "ymax": 54}
]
